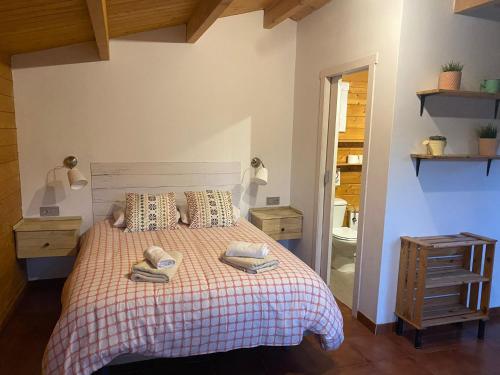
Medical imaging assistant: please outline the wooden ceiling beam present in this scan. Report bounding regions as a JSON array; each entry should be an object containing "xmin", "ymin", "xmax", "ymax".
[
  {"xmin": 264, "ymin": 0, "xmax": 304, "ymax": 29},
  {"xmin": 454, "ymin": 0, "xmax": 494, "ymax": 13},
  {"xmin": 86, "ymin": 0, "xmax": 110, "ymax": 60},
  {"xmin": 186, "ymin": 0, "xmax": 235, "ymax": 43}
]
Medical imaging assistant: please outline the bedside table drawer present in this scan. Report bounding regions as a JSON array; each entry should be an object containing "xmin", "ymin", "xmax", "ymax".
[
  {"xmin": 261, "ymin": 217, "xmax": 302, "ymax": 240},
  {"xmin": 16, "ymin": 230, "xmax": 78, "ymax": 258}
]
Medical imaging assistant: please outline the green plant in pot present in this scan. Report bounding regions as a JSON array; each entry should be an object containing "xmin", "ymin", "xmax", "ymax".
[
  {"xmin": 439, "ymin": 61, "xmax": 463, "ymax": 90},
  {"xmin": 422, "ymin": 135, "xmax": 447, "ymax": 156},
  {"xmin": 477, "ymin": 124, "xmax": 498, "ymax": 156}
]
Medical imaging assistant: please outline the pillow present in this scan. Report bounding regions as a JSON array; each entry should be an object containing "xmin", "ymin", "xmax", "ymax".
[
  {"xmin": 125, "ymin": 192, "xmax": 178, "ymax": 232},
  {"xmin": 178, "ymin": 204, "xmax": 190, "ymax": 224},
  {"xmin": 178, "ymin": 203, "xmax": 240, "ymax": 225},
  {"xmin": 185, "ymin": 190, "xmax": 234, "ymax": 228},
  {"xmin": 112, "ymin": 208, "xmax": 126, "ymax": 228}
]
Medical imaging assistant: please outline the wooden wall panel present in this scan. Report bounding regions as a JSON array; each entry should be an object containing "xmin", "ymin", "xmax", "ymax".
[
  {"xmin": 335, "ymin": 70, "xmax": 367, "ymax": 224},
  {"xmin": 0, "ymin": 55, "xmax": 25, "ymax": 329}
]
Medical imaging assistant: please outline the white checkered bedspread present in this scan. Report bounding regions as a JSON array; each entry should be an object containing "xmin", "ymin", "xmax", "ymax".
[{"xmin": 43, "ymin": 219, "xmax": 344, "ymax": 374}]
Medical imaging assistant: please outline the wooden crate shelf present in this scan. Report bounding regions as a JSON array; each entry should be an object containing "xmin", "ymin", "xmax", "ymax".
[{"xmin": 395, "ymin": 232, "xmax": 496, "ymax": 348}]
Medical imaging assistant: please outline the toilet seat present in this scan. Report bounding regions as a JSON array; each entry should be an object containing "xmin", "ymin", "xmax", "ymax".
[{"xmin": 332, "ymin": 227, "xmax": 357, "ymax": 241}]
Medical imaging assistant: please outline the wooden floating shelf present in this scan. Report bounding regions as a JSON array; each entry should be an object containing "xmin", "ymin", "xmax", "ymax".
[
  {"xmin": 416, "ymin": 89, "xmax": 500, "ymax": 117},
  {"xmin": 337, "ymin": 163, "xmax": 362, "ymax": 167},
  {"xmin": 411, "ymin": 154, "xmax": 500, "ymax": 176},
  {"xmin": 338, "ymin": 140, "xmax": 364, "ymax": 144}
]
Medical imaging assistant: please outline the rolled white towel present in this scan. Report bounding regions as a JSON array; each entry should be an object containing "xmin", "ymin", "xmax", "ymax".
[
  {"xmin": 144, "ymin": 246, "xmax": 176, "ymax": 269},
  {"xmin": 225, "ymin": 241, "xmax": 269, "ymax": 259}
]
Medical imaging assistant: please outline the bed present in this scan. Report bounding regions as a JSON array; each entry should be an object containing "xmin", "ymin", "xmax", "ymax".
[{"xmin": 42, "ymin": 162, "xmax": 344, "ymax": 375}]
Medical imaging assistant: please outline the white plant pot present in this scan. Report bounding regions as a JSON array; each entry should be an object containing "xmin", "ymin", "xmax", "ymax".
[{"xmin": 423, "ymin": 139, "xmax": 446, "ymax": 156}]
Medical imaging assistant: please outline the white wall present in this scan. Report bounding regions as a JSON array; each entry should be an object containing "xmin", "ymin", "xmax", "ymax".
[
  {"xmin": 13, "ymin": 12, "xmax": 296, "ymax": 230},
  {"xmin": 380, "ymin": 0, "xmax": 500, "ymax": 323},
  {"xmin": 291, "ymin": 0, "xmax": 403, "ymax": 321},
  {"xmin": 12, "ymin": 12, "xmax": 297, "ymax": 279}
]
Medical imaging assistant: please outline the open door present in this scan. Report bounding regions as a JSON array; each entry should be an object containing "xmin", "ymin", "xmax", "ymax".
[{"xmin": 320, "ymin": 76, "xmax": 341, "ymax": 285}]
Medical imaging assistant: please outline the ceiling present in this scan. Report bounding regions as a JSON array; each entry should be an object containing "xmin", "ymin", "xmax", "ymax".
[{"xmin": 0, "ymin": 0, "xmax": 331, "ymax": 57}]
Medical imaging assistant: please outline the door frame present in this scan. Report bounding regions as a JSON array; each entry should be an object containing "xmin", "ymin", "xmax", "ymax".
[{"xmin": 312, "ymin": 54, "xmax": 378, "ymax": 317}]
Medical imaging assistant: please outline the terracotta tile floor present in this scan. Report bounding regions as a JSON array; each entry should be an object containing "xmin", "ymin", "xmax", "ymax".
[{"xmin": 1, "ymin": 279, "xmax": 499, "ymax": 375}]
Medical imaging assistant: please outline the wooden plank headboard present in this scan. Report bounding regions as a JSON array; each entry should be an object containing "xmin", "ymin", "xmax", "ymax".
[{"xmin": 90, "ymin": 161, "xmax": 241, "ymax": 223}]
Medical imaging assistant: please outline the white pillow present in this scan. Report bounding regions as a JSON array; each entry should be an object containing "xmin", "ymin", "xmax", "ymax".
[
  {"xmin": 113, "ymin": 207, "xmax": 181, "ymax": 227},
  {"xmin": 178, "ymin": 204, "xmax": 240, "ymax": 225},
  {"xmin": 112, "ymin": 208, "xmax": 126, "ymax": 228}
]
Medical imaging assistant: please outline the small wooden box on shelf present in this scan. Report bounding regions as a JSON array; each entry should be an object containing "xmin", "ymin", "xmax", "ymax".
[
  {"xmin": 395, "ymin": 232, "xmax": 496, "ymax": 348},
  {"xmin": 14, "ymin": 216, "xmax": 82, "ymax": 259},
  {"xmin": 249, "ymin": 206, "xmax": 302, "ymax": 240}
]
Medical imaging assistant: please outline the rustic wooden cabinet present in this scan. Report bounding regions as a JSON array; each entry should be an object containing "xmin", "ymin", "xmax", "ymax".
[{"xmin": 395, "ymin": 232, "xmax": 496, "ymax": 348}]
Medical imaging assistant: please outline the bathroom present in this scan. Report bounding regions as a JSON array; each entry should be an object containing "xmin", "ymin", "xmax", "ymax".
[{"xmin": 330, "ymin": 69, "xmax": 367, "ymax": 308}]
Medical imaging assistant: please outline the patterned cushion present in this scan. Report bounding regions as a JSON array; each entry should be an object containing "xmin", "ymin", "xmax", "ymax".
[
  {"xmin": 185, "ymin": 190, "xmax": 234, "ymax": 228},
  {"xmin": 125, "ymin": 192, "xmax": 178, "ymax": 232}
]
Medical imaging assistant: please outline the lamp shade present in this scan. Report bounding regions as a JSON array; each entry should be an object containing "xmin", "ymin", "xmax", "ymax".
[
  {"xmin": 253, "ymin": 165, "xmax": 268, "ymax": 185},
  {"xmin": 67, "ymin": 168, "xmax": 88, "ymax": 190}
]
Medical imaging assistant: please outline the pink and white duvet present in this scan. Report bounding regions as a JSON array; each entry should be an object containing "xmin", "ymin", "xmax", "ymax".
[{"xmin": 43, "ymin": 219, "xmax": 344, "ymax": 374}]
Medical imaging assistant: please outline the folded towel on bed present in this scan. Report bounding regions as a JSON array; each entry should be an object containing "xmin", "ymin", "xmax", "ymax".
[
  {"xmin": 225, "ymin": 241, "xmax": 270, "ymax": 259},
  {"xmin": 144, "ymin": 245, "xmax": 177, "ymax": 269},
  {"xmin": 131, "ymin": 250, "xmax": 183, "ymax": 283},
  {"xmin": 220, "ymin": 253, "xmax": 279, "ymax": 274}
]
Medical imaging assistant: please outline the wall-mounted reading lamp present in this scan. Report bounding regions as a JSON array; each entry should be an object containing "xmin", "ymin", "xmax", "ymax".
[
  {"xmin": 63, "ymin": 156, "xmax": 88, "ymax": 190},
  {"xmin": 251, "ymin": 157, "xmax": 268, "ymax": 185}
]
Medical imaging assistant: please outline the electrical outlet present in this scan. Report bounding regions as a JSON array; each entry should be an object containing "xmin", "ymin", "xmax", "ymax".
[
  {"xmin": 266, "ymin": 197, "xmax": 280, "ymax": 205},
  {"xmin": 40, "ymin": 206, "xmax": 60, "ymax": 217}
]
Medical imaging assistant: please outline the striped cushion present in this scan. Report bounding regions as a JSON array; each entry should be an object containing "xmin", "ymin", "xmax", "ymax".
[
  {"xmin": 185, "ymin": 190, "xmax": 234, "ymax": 228},
  {"xmin": 125, "ymin": 192, "xmax": 177, "ymax": 232}
]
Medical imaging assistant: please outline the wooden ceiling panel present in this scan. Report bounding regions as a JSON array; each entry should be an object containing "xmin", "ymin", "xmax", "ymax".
[
  {"xmin": 107, "ymin": 0, "xmax": 197, "ymax": 38},
  {"xmin": 0, "ymin": 0, "xmax": 94, "ymax": 55},
  {"xmin": 0, "ymin": 0, "xmax": 331, "ymax": 56}
]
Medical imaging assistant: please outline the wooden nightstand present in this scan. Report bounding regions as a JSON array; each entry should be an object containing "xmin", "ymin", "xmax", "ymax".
[
  {"xmin": 249, "ymin": 206, "xmax": 303, "ymax": 240},
  {"xmin": 13, "ymin": 217, "xmax": 82, "ymax": 259}
]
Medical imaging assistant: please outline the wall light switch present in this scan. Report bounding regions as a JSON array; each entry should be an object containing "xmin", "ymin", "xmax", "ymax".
[
  {"xmin": 266, "ymin": 197, "xmax": 280, "ymax": 205},
  {"xmin": 40, "ymin": 206, "xmax": 60, "ymax": 217}
]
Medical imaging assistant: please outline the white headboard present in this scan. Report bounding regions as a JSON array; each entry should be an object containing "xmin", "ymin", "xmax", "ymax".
[{"xmin": 91, "ymin": 162, "xmax": 241, "ymax": 223}]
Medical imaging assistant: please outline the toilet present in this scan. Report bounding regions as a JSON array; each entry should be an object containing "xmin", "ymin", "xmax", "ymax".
[{"xmin": 331, "ymin": 198, "xmax": 357, "ymax": 272}]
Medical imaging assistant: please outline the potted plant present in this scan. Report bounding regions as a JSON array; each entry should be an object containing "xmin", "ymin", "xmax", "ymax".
[
  {"xmin": 438, "ymin": 61, "xmax": 463, "ymax": 90},
  {"xmin": 422, "ymin": 135, "xmax": 447, "ymax": 156},
  {"xmin": 477, "ymin": 124, "xmax": 498, "ymax": 156}
]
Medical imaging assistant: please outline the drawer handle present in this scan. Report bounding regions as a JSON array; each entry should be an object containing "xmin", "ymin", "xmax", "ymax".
[
  {"xmin": 281, "ymin": 228, "xmax": 285, "ymax": 232},
  {"xmin": 42, "ymin": 242, "xmax": 50, "ymax": 248}
]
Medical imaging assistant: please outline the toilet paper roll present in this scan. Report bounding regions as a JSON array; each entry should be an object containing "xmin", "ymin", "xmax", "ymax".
[{"xmin": 349, "ymin": 211, "xmax": 359, "ymax": 231}]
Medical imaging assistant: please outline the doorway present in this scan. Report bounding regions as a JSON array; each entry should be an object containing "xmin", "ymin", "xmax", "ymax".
[
  {"xmin": 313, "ymin": 55, "xmax": 377, "ymax": 316},
  {"xmin": 329, "ymin": 70, "xmax": 368, "ymax": 308}
]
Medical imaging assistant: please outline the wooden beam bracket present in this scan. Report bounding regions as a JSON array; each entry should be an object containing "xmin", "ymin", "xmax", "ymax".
[
  {"xmin": 186, "ymin": 0, "xmax": 234, "ymax": 43},
  {"xmin": 86, "ymin": 0, "xmax": 110, "ymax": 60}
]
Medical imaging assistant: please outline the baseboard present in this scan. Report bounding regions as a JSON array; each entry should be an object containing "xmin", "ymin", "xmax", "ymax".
[
  {"xmin": 0, "ymin": 281, "xmax": 27, "ymax": 332},
  {"xmin": 356, "ymin": 311, "xmax": 394, "ymax": 335},
  {"xmin": 357, "ymin": 307, "xmax": 500, "ymax": 335}
]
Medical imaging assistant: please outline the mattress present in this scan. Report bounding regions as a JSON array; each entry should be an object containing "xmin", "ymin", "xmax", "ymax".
[{"xmin": 43, "ymin": 219, "xmax": 344, "ymax": 374}]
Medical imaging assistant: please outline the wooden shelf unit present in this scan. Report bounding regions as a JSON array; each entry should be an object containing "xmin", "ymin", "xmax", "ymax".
[
  {"xmin": 416, "ymin": 89, "xmax": 500, "ymax": 117},
  {"xmin": 411, "ymin": 154, "xmax": 500, "ymax": 176},
  {"xmin": 395, "ymin": 233, "xmax": 496, "ymax": 348}
]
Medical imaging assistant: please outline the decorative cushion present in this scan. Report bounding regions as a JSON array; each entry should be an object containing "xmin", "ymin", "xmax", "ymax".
[
  {"xmin": 125, "ymin": 192, "xmax": 178, "ymax": 232},
  {"xmin": 178, "ymin": 203, "xmax": 240, "ymax": 225},
  {"xmin": 185, "ymin": 190, "xmax": 234, "ymax": 228}
]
